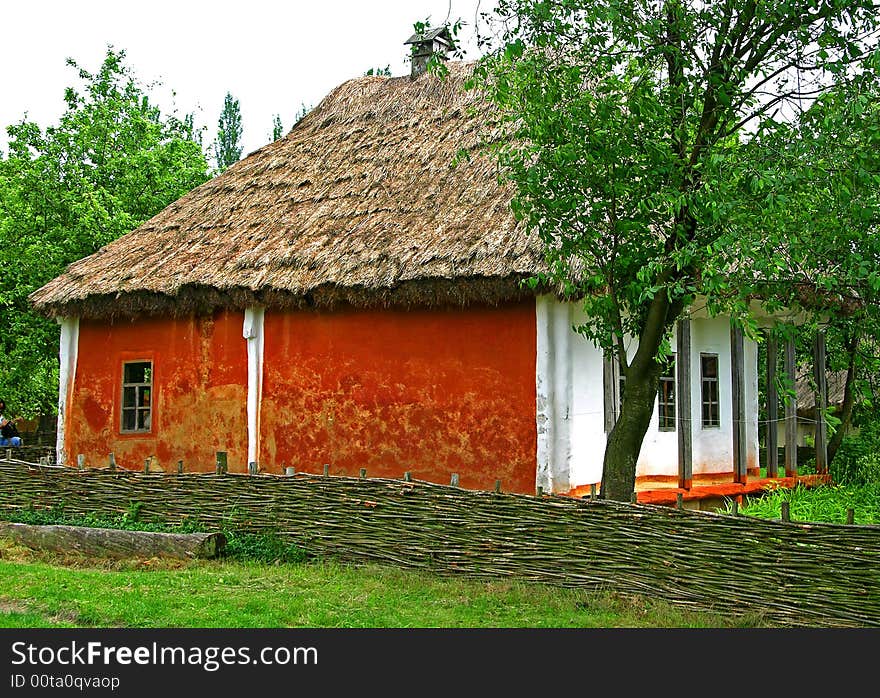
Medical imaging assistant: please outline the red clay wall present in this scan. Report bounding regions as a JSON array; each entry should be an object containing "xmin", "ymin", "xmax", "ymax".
[
  {"xmin": 261, "ymin": 302, "xmax": 538, "ymax": 493},
  {"xmin": 69, "ymin": 312, "xmax": 248, "ymax": 472}
]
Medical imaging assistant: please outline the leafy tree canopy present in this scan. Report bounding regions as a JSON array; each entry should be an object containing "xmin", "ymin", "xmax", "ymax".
[
  {"xmin": 0, "ymin": 47, "xmax": 210, "ymax": 417},
  {"xmin": 467, "ymin": 0, "xmax": 880, "ymax": 499},
  {"xmin": 213, "ymin": 91, "xmax": 242, "ymax": 172}
]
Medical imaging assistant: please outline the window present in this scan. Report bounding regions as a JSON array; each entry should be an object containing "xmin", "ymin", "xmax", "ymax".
[
  {"xmin": 658, "ymin": 357, "xmax": 675, "ymax": 431},
  {"xmin": 121, "ymin": 361, "xmax": 152, "ymax": 433},
  {"xmin": 701, "ymin": 354, "xmax": 720, "ymax": 428}
]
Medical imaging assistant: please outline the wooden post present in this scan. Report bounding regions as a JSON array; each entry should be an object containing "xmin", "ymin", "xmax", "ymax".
[
  {"xmin": 603, "ymin": 353, "xmax": 616, "ymax": 432},
  {"xmin": 675, "ymin": 492, "xmax": 683, "ymax": 510},
  {"xmin": 784, "ymin": 337, "xmax": 798, "ymax": 478},
  {"xmin": 731, "ymin": 324, "xmax": 747, "ymax": 484},
  {"xmin": 590, "ymin": 483, "xmax": 597, "ymax": 500},
  {"xmin": 781, "ymin": 501, "xmax": 791, "ymax": 523},
  {"xmin": 450, "ymin": 473, "xmax": 459, "ymax": 487},
  {"xmin": 846, "ymin": 508, "xmax": 855, "ymax": 525},
  {"xmin": 494, "ymin": 480, "xmax": 501, "ymax": 493},
  {"xmin": 108, "ymin": 453, "xmax": 117, "ymax": 471},
  {"xmin": 813, "ymin": 330, "xmax": 828, "ymax": 475},
  {"xmin": 630, "ymin": 492, "xmax": 638, "ymax": 504},
  {"xmin": 677, "ymin": 318, "xmax": 693, "ymax": 489},
  {"xmin": 7, "ymin": 448, "xmax": 13, "ymax": 460},
  {"xmin": 731, "ymin": 500, "xmax": 739, "ymax": 516},
  {"xmin": 215, "ymin": 451, "xmax": 227, "ymax": 475},
  {"xmin": 77, "ymin": 454, "xmax": 85, "ymax": 470},
  {"xmin": 285, "ymin": 466, "xmax": 295, "ymax": 476},
  {"xmin": 359, "ymin": 468, "xmax": 367, "ymax": 479},
  {"xmin": 766, "ymin": 333, "xmax": 779, "ymax": 478},
  {"xmin": 403, "ymin": 471, "xmax": 412, "ymax": 482},
  {"xmin": 536, "ymin": 485, "xmax": 543, "ymax": 497},
  {"xmin": 323, "ymin": 464, "xmax": 330, "ymax": 476},
  {"xmin": 143, "ymin": 458, "xmax": 150, "ymax": 473},
  {"xmin": 177, "ymin": 460, "xmax": 184, "ymax": 474},
  {"xmin": 248, "ymin": 461, "xmax": 258, "ymax": 475}
]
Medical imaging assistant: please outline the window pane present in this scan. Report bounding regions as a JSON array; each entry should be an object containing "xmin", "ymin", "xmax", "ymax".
[
  {"xmin": 122, "ymin": 409, "xmax": 136, "ymax": 431},
  {"xmin": 701, "ymin": 355, "xmax": 717, "ymax": 378},
  {"xmin": 137, "ymin": 408, "xmax": 151, "ymax": 431},
  {"xmin": 124, "ymin": 362, "xmax": 149, "ymax": 384},
  {"xmin": 140, "ymin": 387, "xmax": 151, "ymax": 407},
  {"xmin": 123, "ymin": 386, "xmax": 136, "ymax": 408}
]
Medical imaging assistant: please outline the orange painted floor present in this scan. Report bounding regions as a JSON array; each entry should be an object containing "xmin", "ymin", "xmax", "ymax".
[{"xmin": 566, "ymin": 473, "xmax": 832, "ymax": 506}]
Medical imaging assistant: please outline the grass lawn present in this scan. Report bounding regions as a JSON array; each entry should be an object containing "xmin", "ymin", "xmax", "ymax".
[{"xmin": 0, "ymin": 541, "xmax": 766, "ymax": 628}]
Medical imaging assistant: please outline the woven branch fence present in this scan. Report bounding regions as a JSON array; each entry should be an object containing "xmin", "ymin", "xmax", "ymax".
[{"xmin": 0, "ymin": 458, "xmax": 877, "ymax": 628}]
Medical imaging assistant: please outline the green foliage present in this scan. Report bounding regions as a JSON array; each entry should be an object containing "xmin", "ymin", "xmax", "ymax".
[
  {"xmin": 221, "ymin": 531, "xmax": 308, "ymax": 564},
  {"xmin": 364, "ymin": 65, "xmax": 392, "ymax": 76},
  {"xmin": 271, "ymin": 114, "xmax": 284, "ymax": 141},
  {"xmin": 726, "ymin": 482, "xmax": 880, "ymax": 525},
  {"xmin": 828, "ymin": 416, "xmax": 880, "ymax": 486},
  {"xmin": 467, "ymin": 0, "xmax": 880, "ymax": 498},
  {"xmin": 0, "ymin": 47, "xmax": 210, "ymax": 416},
  {"xmin": 212, "ymin": 91, "xmax": 242, "ymax": 172}
]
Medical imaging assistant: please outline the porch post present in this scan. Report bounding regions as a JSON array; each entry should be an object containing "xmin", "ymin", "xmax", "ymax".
[
  {"xmin": 677, "ymin": 318, "xmax": 692, "ymax": 489},
  {"xmin": 731, "ymin": 324, "xmax": 747, "ymax": 483},
  {"xmin": 243, "ymin": 306, "xmax": 266, "ymax": 470},
  {"xmin": 784, "ymin": 336, "xmax": 798, "ymax": 477},
  {"xmin": 766, "ymin": 333, "xmax": 779, "ymax": 478},
  {"xmin": 813, "ymin": 330, "xmax": 828, "ymax": 474}
]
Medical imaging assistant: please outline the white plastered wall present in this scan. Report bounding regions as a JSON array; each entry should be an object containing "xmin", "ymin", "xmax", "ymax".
[
  {"xmin": 536, "ymin": 297, "xmax": 759, "ymax": 492},
  {"xmin": 56, "ymin": 316, "xmax": 80, "ymax": 466}
]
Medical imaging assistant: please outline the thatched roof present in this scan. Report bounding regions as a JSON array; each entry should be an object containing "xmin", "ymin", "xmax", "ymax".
[{"xmin": 30, "ymin": 62, "xmax": 545, "ymax": 320}]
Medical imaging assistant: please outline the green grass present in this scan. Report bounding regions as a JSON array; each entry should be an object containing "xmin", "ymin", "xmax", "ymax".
[
  {"xmin": 0, "ymin": 543, "xmax": 766, "ymax": 628},
  {"xmin": 726, "ymin": 482, "xmax": 880, "ymax": 524}
]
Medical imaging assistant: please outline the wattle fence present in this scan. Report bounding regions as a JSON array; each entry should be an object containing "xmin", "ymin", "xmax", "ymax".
[{"xmin": 0, "ymin": 457, "xmax": 877, "ymax": 628}]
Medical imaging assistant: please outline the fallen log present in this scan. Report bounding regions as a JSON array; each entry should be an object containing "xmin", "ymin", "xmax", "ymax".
[{"xmin": 0, "ymin": 522, "xmax": 226, "ymax": 560}]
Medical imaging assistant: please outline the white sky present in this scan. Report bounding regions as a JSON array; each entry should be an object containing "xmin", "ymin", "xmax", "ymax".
[{"xmin": 0, "ymin": 0, "xmax": 495, "ymax": 159}]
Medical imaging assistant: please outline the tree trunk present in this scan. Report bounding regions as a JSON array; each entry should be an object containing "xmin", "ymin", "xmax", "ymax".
[
  {"xmin": 0, "ymin": 521, "xmax": 226, "ymax": 560},
  {"xmin": 827, "ymin": 330, "xmax": 860, "ymax": 465},
  {"xmin": 602, "ymin": 293, "xmax": 678, "ymax": 501}
]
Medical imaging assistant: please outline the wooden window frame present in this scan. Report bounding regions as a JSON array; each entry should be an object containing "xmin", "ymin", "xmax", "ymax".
[
  {"xmin": 700, "ymin": 353, "xmax": 720, "ymax": 429},
  {"xmin": 120, "ymin": 360, "xmax": 153, "ymax": 434},
  {"xmin": 658, "ymin": 356, "xmax": 676, "ymax": 432}
]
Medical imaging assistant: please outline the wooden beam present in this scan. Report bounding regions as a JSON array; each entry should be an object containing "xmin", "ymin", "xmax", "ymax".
[
  {"xmin": 731, "ymin": 325, "xmax": 748, "ymax": 484},
  {"xmin": 677, "ymin": 318, "xmax": 692, "ymax": 489},
  {"xmin": 784, "ymin": 337, "xmax": 798, "ymax": 478},
  {"xmin": 766, "ymin": 334, "xmax": 779, "ymax": 478},
  {"xmin": 814, "ymin": 330, "xmax": 828, "ymax": 474}
]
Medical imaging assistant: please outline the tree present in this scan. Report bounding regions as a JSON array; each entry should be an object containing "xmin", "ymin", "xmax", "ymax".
[
  {"xmin": 213, "ymin": 92, "xmax": 242, "ymax": 172},
  {"xmin": 0, "ymin": 47, "xmax": 210, "ymax": 416},
  {"xmin": 364, "ymin": 65, "xmax": 392, "ymax": 76},
  {"xmin": 470, "ymin": 1, "xmax": 880, "ymax": 499},
  {"xmin": 272, "ymin": 114, "xmax": 284, "ymax": 141}
]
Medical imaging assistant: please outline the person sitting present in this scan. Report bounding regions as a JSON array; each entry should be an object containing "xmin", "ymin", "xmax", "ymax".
[{"xmin": 0, "ymin": 399, "xmax": 23, "ymax": 447}]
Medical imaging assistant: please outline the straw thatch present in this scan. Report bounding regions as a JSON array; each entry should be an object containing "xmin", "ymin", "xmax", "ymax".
[{"xmin": 29, "ymin": 63, "xmax": 546, "ymax": 320}]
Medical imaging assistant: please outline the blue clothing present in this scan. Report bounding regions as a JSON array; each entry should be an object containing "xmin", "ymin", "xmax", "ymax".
[{"xmin": 0, "ymin": 436, "xmax": 22, "ymax": 447}]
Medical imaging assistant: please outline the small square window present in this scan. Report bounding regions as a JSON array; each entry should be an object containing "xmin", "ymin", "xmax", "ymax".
[
  {"xmin": 658, "ymin": 357, "xmax": 675, "ymax": 431},
  {"xmin": 701, "ymin": 354, "xmax": 720, "ymax": 428},
  {"xmin": 121, "ymin": 361, "xmax": 152, "ymax": 433}
]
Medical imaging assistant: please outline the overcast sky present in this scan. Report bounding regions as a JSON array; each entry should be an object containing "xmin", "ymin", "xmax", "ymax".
[{"xmin": 1, "ymin": 0, "xmax": 495, "ymax": 159}]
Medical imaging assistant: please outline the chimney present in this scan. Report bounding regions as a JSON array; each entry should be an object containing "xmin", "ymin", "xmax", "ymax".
[{"xmin": 404, "ymin": 26, "xmax": 453, "ymax": 78}]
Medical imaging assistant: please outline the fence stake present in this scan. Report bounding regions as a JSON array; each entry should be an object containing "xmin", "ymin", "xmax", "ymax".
[
  {"xmin": 177, "ymin": 460, "xmax": 184, "ymax": 475},
  {"xmin": 676, "ymin": 492, "xmax": 683, "ymax": 510},
  {"xmin": 536, "ymin": 485, "xmax": 543, "ymax": 497},
  {"xmin": 590, "ymin": 483, "xmax": 596, "ymax": 500},
  {"xmin": 732, "ymin": 500, "xmax": 739, "ymax": 516},
  {"xmin": 216, "ymin": 451, "xmax": 227, "ymax": 475},
  {"xmin": 5, "ymin": 448, "xmax": 11, "ymax": 460},
  {"xmin": 846, "ymin": 508, "xmax": 855, "ymax": 525},
  {"xmin": 450, "ymin": 473, "xmax": 459, "ymax": 487},
  {"xmin": 630, "ymin": 492, "xmax": 638, "ymax": 504},
  {"xmin": 285, "ymin": 466, "xmax": 295, "ymax": 476},
  {"xmin": 77, "ymin": 454, "xmax": 85, "ymax": 470},
  {"xmin": 323, "ymin": 464, "xmax": 330, "ymax": 476},
  {"xmin": 108, "ymin": 453, "xmax": 116, "ymax": 471},
  {"xmin": 144, "ymin": 458, "xmax": 151, "ymax": 473},
  {"xmin": 781, "ymin": 501, "xmax": 791, "ymax": 523},
  {"xmin": 248, "ymin": 461, "xmax": 258, "ymax": 475},
  {"xmin": 359, "ymin": 468, "xmax": 367, "ymax": 479},
  {"xmin": 494, "ymin": 480, "xmax": 501, "ymax": 493},
  {"xmin": 403, "ymin": 471, "xmax": 412, "ymax": 482}
]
